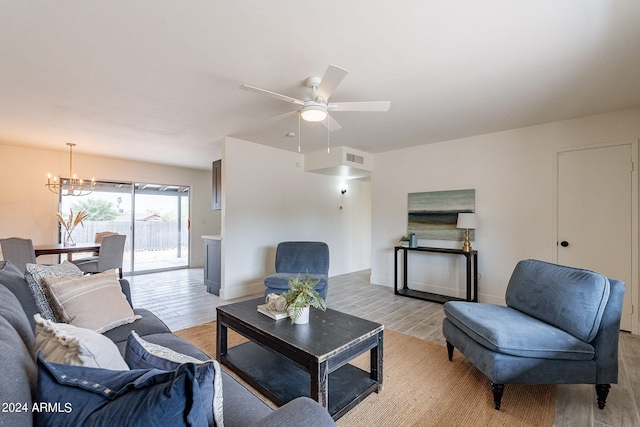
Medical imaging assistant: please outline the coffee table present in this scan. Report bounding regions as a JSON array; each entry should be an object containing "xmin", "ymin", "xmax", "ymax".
[{"xmin": 216, "ymin": 297, "xmax": 384, "ymax": 421}]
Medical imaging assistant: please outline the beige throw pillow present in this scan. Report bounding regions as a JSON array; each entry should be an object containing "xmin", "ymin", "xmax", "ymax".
[
  {"xmin": 33, "ymin": 314, "xmax": 129, "ymax": 370},
  {"xmin": 42, "ymin": 270, "xmax": 141, "ymax": 333},
  {"xmin": 25, "ymin": 261, "xmax": 84, "ymax": 321}
]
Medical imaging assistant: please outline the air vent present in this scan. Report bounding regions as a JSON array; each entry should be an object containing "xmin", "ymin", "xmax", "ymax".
[
  {"xmin": 305, "ymin": 146, "xmax": 371, "ymax": 178},
  {"xmin": 346, "ymin": 153, "xmax": 364, "ymax": 164}
]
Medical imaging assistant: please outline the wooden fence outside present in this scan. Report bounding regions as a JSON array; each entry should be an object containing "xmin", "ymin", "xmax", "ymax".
[{"xmin": 70, "ymin": 221, "xmax": 188, "ymax": 251}]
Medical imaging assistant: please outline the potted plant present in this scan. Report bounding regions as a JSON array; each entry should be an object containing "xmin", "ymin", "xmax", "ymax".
[
  {"xmin": 398, "ymin": 235, "xmax": 410, "ymax": 247},
  {"xmin": 282, "ymin": 271, "xmax": 327, "ymax": 324}
]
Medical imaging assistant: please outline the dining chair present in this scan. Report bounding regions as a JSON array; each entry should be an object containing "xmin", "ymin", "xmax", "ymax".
[
  {"xmin": 73, "ymin": 234, "xmax": 126, "ymax": 279},
  {"xmin": 71, "ymin": 231, "xmax": 118, "ymax": 262},
  {"xmin": 92, "ymin": 231, "xmax": 117, "ymax": 255},
  {"xmin": 0, "ymin": 237, "xmax": 37, "ymax": 274}
]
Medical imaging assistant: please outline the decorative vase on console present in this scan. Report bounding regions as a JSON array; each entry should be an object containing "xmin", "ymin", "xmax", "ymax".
[{"xmin": 399, "ymin": 235, "xmax": 410, "ymax": 247}]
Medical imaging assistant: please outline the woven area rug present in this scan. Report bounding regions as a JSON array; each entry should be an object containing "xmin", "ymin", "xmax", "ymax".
[{"xmin": 175, "ymin": 321, "xmax": 556, "ymax": 427}]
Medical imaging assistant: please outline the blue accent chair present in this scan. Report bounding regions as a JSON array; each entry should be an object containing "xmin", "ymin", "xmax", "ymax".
[
  {"xmin": 443, "ymin": 259, "xmax": 625, "ymax": 410},
  {"xmin": 264, "ymin": 241, "xmax": 330, "ymax": 300}
]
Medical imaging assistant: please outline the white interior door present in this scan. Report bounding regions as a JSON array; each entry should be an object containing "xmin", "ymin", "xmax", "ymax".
[{"xmin": 557, "ymin": 143, "xmax": 635, "ymax": 332}]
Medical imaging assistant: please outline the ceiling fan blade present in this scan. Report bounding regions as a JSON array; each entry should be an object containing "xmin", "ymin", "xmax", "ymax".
[
  {"xmin": 240, "ymin": 84, "xmax": 304, "ymax": 105},
  {"xmin": 328, "ymin": 101, "xmax": 391, "ymax": 112},
  {"xmin": 315, "ymin": 65, "xmax": 349, "ymax": 100},
  {"xmin": 264, "ymin": 110, "xmax": 299, "ymax": 125},
  {"xmin": 322, "ymin": 115, "xmax": 342, "ymax": 132}
]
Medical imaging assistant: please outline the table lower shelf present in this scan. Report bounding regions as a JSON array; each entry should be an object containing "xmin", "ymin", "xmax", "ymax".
[
  {"xmin": 222, "ymin": 341, "xmax": 378, "ymax": 420},
  {"xmin": 395, "ymin": 287, "xmax": 467, "ymax": 304}
]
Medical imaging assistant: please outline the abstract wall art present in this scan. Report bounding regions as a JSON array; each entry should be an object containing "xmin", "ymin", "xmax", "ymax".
[{"xmin": 408, "ymin": 189, "xmax": 475, "ymax": 241}]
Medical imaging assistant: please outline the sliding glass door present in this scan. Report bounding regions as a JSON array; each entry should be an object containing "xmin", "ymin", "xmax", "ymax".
[
  {"xmin": 59, "ymin": 181, "xmax": 134, "ymax": 274},
  {"xmin": 133, "ymin": 183, "xmax": 189, "ymax": 273},
  {"xmin": 59, "ymin": 181, "xmax": 189, "ymax": 275}
]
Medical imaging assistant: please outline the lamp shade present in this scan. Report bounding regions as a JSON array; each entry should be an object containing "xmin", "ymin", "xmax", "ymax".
[{"xmin": 457, "ymin": 213, "xmax": 478, "ymax": 229}]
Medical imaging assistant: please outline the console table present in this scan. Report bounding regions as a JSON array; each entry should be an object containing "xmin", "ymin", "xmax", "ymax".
[{"xmin": 394, "ymin": 246, "xmax": 478, "ymax": 304}]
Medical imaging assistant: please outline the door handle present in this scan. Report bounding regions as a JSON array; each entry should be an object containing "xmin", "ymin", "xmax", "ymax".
[{"xmin": 560, "ymin": 241, "xmax": 569, "ymax": 247}]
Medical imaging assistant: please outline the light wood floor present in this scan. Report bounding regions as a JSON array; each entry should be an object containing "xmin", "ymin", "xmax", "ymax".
[{"xmin": 128, "ymin": 268, "xmax": 640, "ymax": 427}]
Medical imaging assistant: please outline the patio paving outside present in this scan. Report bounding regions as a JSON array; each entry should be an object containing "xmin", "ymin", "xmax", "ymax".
[{"xmin": 122, "ymin": 247, "xmax": 189, "ymax": 274}]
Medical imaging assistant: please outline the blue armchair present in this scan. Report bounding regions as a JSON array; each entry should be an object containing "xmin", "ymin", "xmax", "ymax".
[
  {"xmin": 264, "ymin": 241, "xmax": 329, "ymax": 300},
  {"xmin": 443, "ymin": 259, "xmax": 625, "ymax": 410}
]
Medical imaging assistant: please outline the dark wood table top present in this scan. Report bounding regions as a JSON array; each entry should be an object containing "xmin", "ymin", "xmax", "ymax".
[
  {"xmin": 34, "ymin": 242, "xmax": 100, "ymax": 257},
  {"xmin": 217, "ymin": 297, "xmax": 384, "ymax": 360}
]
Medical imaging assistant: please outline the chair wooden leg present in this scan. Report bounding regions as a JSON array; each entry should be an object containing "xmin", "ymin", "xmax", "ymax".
[
  {"xmin": 446, "ymin": 341, "xmax": 454, "ymax": 361},
  {"xmin": 491, "ymin": 383, "xmax": 504, "ymax": 410},
  {"xmin": 596, "ymin": 384, "xmax": 611, "ymax": 409}
]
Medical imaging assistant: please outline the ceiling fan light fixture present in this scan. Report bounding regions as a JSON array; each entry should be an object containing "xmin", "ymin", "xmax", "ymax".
[
  {"xmin": 301, "ymin": 104, "xmax": 328, "ymax": 122},
  {"xmin": 242, "ymin": 64, "xmax": 390, "ymax": 130}
]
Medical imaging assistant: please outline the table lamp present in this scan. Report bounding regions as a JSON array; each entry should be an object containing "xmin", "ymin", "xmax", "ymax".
[{"xmin": 457, "ymin": 213, "xmax": 478, "ymax": 252}]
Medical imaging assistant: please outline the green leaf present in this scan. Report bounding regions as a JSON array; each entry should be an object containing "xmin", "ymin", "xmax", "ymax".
[{"xmin": 281, "ymin": 270, "xmax": 326, "ymax": 323}]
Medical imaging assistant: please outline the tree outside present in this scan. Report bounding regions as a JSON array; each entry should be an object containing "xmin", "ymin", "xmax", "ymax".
[{"xmin": 72, "ymin": 198, "xmax": 119, "ymax": 221}]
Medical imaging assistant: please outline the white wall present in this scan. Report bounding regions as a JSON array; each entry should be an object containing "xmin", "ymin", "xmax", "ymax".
[
  {"xmin": 0, "ymin": 144, "xmax": 217, "ymax": 267},
  {"xmin": 220, "ymin": 137, "xmax": 371, "ymax": 299},
  {"xmin": 371, "ymin": 108, "xmax": 640, "ymax": 306}
]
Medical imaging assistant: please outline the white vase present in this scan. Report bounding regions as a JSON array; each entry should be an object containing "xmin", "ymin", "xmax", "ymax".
[{"xmin": 294, "ymin": 306, "xmax": 310, "ymax": 324}]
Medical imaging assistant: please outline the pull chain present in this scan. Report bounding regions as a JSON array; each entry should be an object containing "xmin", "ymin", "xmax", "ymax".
[
  {"xmin": 298, "ymin": 113, "xmax": 301, "ymax": 153},
  {"xmin": 326, "ymin": 116, "xmax": 331, "ymax": 153}
]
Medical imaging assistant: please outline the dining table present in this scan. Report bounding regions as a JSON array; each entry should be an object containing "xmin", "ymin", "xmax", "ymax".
[{"xmin": 33, "ymin": 242, "xmax": 100, "ymax": 262}]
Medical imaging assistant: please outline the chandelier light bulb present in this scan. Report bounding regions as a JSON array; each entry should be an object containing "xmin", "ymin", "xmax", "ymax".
[{"xmin": 45, "ymin": 143, "xmax": 95, "ymax": 197}]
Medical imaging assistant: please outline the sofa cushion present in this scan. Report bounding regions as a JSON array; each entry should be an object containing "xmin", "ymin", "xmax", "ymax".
[
  {"xmin": 506, "ymin": 259, "xmax": 610, "ymax": 342},
  {"xmin": 34, "ymin": 314, "xmax": 129, "ymax": 370},
  {"xmin": 36, "ymin": 355, "xmax": 208, "ymax": 427},
  {"xmin": 0, "ymin": 315, "xmax": 36, "ymax": 427},
  {"xmin": 42, "ymin": 270, "xmax": 141, "ymax": 333},
  {"xmin": 444, "ymin": 301, "xmax": 595, "ymax": 360},
  {"xmin": 103, "ymin": 308, "xmax": 171, "ymax": 345},
  {"xmin": 125, "ymin": 331, "xmax": 223, "ymax": 427},
  {"xmin": 221, "ymin": 371, "xmax": 273, "ymax": 427},
  {"xmin": 254, "ymin": 397, "xmax": 337, "ymax": 427},
  {"xmin": 116, "ymin": 331, "xmax": 274, "ymax": 427},
  {"xmin": 116, "ymin": 330, "xmax": 212, "ymax": 358},
  {"xmin": 0, "ymin": 283, "xmax": 34, "ymax": 351},
  {"xmin": 0, "ymin": 260, "xmax": 40, "ymax": 331},
  {"xmin": 25, "ymin": 261, "xmax": 84, "ymax": 321}
]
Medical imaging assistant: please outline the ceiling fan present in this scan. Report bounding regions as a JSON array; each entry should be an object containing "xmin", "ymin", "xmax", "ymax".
[{"xmin": 240, "ymin": 64, "xmax": 390, "ymax": 132}]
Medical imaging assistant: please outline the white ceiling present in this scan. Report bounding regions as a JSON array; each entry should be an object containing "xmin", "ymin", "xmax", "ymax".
[{"xmin": 1, "ymin": 1, "xmax": 639, "ymax": 170}]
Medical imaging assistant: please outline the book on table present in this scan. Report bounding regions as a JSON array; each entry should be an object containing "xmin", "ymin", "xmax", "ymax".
[{"xmin": 257, "ymin": 304, "xmax": 289, "ymax": 320}]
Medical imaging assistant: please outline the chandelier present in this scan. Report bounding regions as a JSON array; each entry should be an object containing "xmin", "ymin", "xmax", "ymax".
[{"xmin": 46, "ymin": 143, "xmax": 95, "ymax": 196}]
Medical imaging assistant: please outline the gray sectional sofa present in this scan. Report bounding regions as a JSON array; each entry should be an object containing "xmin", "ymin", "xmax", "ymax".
[{"xmin": 0, "ymin": 260, "xmax": 335, "ymax": 427}]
